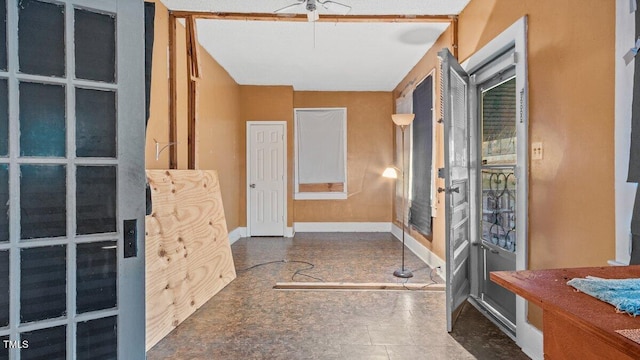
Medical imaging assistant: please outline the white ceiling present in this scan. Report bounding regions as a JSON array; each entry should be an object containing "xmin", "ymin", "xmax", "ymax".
[{"xmin": 160, "ymin": 0, "xmax": 471, "ymax": 91}]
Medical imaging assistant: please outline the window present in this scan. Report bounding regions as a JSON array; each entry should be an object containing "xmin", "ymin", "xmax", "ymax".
[
  {"xmin": 409, "ymin": 75, "xmax": 434, "ymax": 235},
  {"xmin": 294, "ymin": 108, "xmax": 347, "ymax": 200}
]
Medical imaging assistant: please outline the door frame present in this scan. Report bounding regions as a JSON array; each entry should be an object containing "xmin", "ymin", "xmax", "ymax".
[
  {"xmin": 461, "ymin": 16, "xmax": 541, "ymax": 359},
  {"xmin": 246, "ymin": 121, "xmax": 287, "ymax": 237}
]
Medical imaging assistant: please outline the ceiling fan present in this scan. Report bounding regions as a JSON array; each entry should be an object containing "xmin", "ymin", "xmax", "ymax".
[{"xmin": 275, "ymin": 0, "xmax": 351, "ymax": 22}]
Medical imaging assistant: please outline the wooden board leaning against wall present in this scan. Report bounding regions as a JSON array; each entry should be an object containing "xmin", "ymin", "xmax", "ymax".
[{"xmin": 145, "ymin": 170, "xmax": 237, "ymax": 350}]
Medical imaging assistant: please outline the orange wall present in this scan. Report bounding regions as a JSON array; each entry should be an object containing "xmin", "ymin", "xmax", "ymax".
[
  {"xmin": 395, "ymin": 0, "xmax": 615, "ymax": 328},
  {"xmin": 292, "ymin": 92, "xmax": 394, "ymax": 222},
  {"xmin": 145, "ymin": 0, "xmax": 243, "ymax": 229},
  {"xmin": 239, "ymin": 86, "xmax": 295, "ymax": 227},
  {"xmin": 395, "ymin": 0, "xmax": 615, "ymax": 269},
  {"xmin": 458, "ymin": 0, "xmax": 616, "ymax": 269}
]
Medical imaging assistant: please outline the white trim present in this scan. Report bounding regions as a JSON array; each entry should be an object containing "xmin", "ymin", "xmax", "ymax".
[
  {"xmin": 462, "ymin": 16, "xmax": 538, "ymax": 359},
  {"xmin": 246, "ymin": 121, "xmax": 288, "ymax": 237},
  {"xmin": 293, "ymin": 107, "xmax": 348, "ymax": 199},
  {"xmin": 608, "ymin": 259, "xmax": 627, "ymax": 266},
  {"xmin": 615, "ymin": 0, "xmax": 636, "ymax": 265},
  {"xmin": 390, "ymin": 224, "xmax": 446, "ymax": 277},
  {"xmin": 294, "ymin": 192, "xmax": 347, "ymax": 200},
  {"xmin": 285, "ymin": 227, "xmax": 295, "ymax": 237},
  {"xmin": 228, "ymin": 227, "xmax": 247, "ymax": 245},
  {"xmin": 293, "ymin": 222, "xmax": 392, "ymax": 233}
]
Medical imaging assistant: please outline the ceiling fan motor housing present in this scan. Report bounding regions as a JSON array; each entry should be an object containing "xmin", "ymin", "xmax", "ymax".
[{"xmin": 306, "ymin": 0, "xmax": 317, "ymax": 12}]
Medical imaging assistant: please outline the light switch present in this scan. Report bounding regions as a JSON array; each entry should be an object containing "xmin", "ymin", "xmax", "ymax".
[{"xmin": 532, "ymin": 142, "xmax": 543, "ymax": 160}]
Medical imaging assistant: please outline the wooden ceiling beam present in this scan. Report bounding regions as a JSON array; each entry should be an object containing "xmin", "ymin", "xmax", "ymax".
[{"xmin": 169, "ymin": 11, "xmax": 455, "ymax": 23}]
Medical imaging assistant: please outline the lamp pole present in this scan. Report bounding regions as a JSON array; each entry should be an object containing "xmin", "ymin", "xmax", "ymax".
[{"xmin": 394, "ymin": 124, "xmax": 413, "ymax": 278}]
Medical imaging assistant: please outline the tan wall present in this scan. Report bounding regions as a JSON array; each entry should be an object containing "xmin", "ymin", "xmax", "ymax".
[
  {"xmin": 458, "ymin": 0, "xmax": 616, "ymax": 268},
  {"xmin": 145, "ymin": 0, "xmax": 243, "ymax": 229},
  {"xmin": 395, "ymin": 0, "xmax": 615, "ymax": 328},
  {"xmin": 239, "ymin": 86, "xmax": 295, "ymax": 227},
  {"xmin": 292, "ymin": 92, "xmax": 394, "ymax": 222},
  {"xmin": 394, "ymin": 28, "xmax": 453, "ymax": 261}
]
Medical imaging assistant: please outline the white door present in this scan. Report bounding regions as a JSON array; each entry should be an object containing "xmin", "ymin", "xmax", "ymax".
[
  {"xmin": 439, "ymin": 48, "xmax": 472, "ymax": 333},
  {"xmin": 247, "ymin": 122, "xmax": 286, "ymax": 236},
  {"xmin": 0, "ymin": 0, "xmax": 145, "ymax": 358}
]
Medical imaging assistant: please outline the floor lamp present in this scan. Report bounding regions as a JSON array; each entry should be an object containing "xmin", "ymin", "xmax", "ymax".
[{"xmin": 384, "ymin": 113, "xmax": 415, "ymax": 278}]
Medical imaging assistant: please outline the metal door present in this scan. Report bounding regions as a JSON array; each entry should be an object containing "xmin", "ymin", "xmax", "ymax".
[
  {"xmin": 439, "ymin": 48, "xmax": 472, "ymax": 332},
  {"xmin": 0, "ymin": 0, "xmax": 145, "ymax": 358}
]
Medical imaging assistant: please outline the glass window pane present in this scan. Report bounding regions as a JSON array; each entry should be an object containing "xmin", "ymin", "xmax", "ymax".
[
  {"xmin": 76, "ymin": 88, "xmax": 116, "ymax": 157},
  {"xmin": 19, "ymin": 82, "xmax": 66, "ymax": 157},
  {"xmin": 0, "ymin": 335, "xmax": 7, "ymax": 360},
  {"xmin": 76, "ymin": 241, "xmax": 116, "ymax": 313},
  {"xmin": 20, "ymin": 165, "xmax": 66, "ymax": 239},
  {"xmin": 0, "ymin": 164, "xmax": 7, "ymax": 242},
  {"xmin": 18, "ymin": 0, "xmax": 65, "ymax": 77},
  {"xmin": 481, "ymin": 168, "xmax": 516, "ymax": 252},
  {"xmin": 481, "ymin": 77, "xmax": 516, "ymax": 165},
  {"xmin": 0, "ymin": 0, "xmax": 6, "ymax": 71},
  {"xmin": 0, "ymin": 250, "xmax": 8, "ymax": 327},
  {"xmin": 75, "ymin": 9, "xmax": 115, "ymax": 83},
  {"xmin": 21, "ymin": 325, "xmax": 66, "ymax": 360},
  {"xmin": 20, "ymin": 245, "xmax": 66, "ymax": 323},
  {"xmin": 77, "ymin": 316, "xmax": 116, "ymax": 360},
  {"xmin": 0, "ymin": 79, "xmax": 7, "ymax": 156},
  {"xmin": 76, "ymin": 166, "xmax": 116, "ymax": 235}
]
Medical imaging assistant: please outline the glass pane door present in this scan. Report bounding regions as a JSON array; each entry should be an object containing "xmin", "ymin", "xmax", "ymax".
[
  {"xmin": 479, "ymin": 73, "xmax": 517, "ymax": 328},
  {"xmin": 0, "ymin": 1, "xmax": 145, "ymax": 358}
]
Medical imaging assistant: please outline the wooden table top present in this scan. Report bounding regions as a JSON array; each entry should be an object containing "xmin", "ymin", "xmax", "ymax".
[{"xmin": 491, "ymin": 265, "xmax": 640, "ymax": 358}]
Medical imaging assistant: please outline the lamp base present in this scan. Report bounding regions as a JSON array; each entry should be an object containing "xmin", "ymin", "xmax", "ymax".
[{"xmin": 393, "ymin": 269, "xmax": 414, "ymax": 278}]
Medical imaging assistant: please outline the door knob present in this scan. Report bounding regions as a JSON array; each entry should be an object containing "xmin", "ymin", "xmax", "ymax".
[
  {"xmin": 437, "ymin": 186, "xmax": 459, "ymax": 194},
  {"xmin": 249, "ymin": 184, "xmax": 256, "ymax": 188}
]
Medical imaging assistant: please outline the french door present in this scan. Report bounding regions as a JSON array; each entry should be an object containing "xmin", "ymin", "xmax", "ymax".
[{"xmin": 0, "ymin": 0, "xmax": 145, "ymax": 359}]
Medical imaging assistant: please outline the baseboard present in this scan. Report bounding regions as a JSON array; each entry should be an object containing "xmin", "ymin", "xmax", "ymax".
[
  {"xmin": 608, "ymin": 259, "xmax": 627, "ymax": 266},
  {"xmin": 391, "ymin": 224, "xmax": 446, "ymax": 278},
  {"xmin": 228, "ymin": 227, "xmax": 246, "ymax": 245},
  {"xmin": 293, "ymin": 222, "xmax": 392, "ymax": 233},
  {"xmin": 517, "ymin": 303, "xmax": 543, "ymax": 360},
  {"xmin": 285, "ymin": 227, "xmax": 295, "ymax": 237}
]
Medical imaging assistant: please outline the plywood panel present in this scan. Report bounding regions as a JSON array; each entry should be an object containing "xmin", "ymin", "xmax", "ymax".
[{"xmin": 145, "ymin": 170, "xmax": 236, "ymax": 350}]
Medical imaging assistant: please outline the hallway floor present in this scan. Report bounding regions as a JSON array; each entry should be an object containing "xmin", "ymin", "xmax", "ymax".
[{"xmin": 146, "ymin": 233, "xmax": 529, "ymax": 360}]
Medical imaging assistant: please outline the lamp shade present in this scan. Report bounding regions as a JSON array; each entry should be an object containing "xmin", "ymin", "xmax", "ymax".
[
  {"xmin": 382, "ymin": 167, "xmax": 398, "ymax": 179},
  {"xmin": 392, "ymin": 113, "xmax": 415, "ymax": 126}
]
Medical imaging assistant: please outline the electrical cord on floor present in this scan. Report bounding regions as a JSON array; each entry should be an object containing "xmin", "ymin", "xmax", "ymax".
[
  {"xmin": 289, "ymin": 260, "xmax": 324, "ymax": 282},
  {"xmin": 236, "ymin": 259, "xmax": 324, "ymax": 282},
  {"xmin": 402, "ymin": 267, "xmax": 441, "ymax": 291},
  {"xmin": 236, "ymin": 260, "xmax": 287, "ymax": 273}
]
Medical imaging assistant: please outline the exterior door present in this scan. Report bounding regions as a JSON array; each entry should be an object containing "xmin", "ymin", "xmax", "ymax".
[
  {"xmin": 0, "ymin": 0, "xmax": 145, "ymax": 359},
  {"xmin": 439, "ymin": 48, "xmax": 472, "ymax": 332},
  {"xmin": 247, "ymin": 122, "xmax": 286, "ymax": 236}
]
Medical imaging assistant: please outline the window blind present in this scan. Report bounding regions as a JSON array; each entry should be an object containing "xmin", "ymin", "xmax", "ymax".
[
  {"xmin": 296, "ymin": 109, "xmax": 345, "ymax": 184},
  {"xmin": 409, "ymin": 76, "xmax": 433, "ymax": 235}
]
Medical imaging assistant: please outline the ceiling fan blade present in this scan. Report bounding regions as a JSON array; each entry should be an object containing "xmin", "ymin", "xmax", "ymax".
[
  {"xmin": 318, "ymin": 0, "xmax": 351, "ymax": 15},
  {"xmin": 274, "ymin": 1, "xmax": 306, "ymax": 14}
]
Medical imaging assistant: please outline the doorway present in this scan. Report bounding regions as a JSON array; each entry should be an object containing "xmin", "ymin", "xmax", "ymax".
[
  {"xmin": 474, "ymin": 65, "xmax": 518, "ymax": 333},
  {"xmin": 0, "ymin": 0, "xmax": 145, "ymax": 358},
  {"xmin": 246, "ymin": 121, "xmax": 287, "ymax": 236},
  {"xmin": 443, "ymin": 16, "xmax": 532, "ymax": 349}
]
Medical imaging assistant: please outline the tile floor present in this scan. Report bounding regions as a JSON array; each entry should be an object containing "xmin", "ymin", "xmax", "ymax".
[{"xmin": 146, "ymin": 233, "xmax": 529, "ymax": 359}]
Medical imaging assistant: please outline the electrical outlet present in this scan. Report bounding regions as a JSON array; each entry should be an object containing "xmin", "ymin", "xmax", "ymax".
[{"xmin": 532, "ymin": 142, "xmax": 543, "ymax": 160}]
